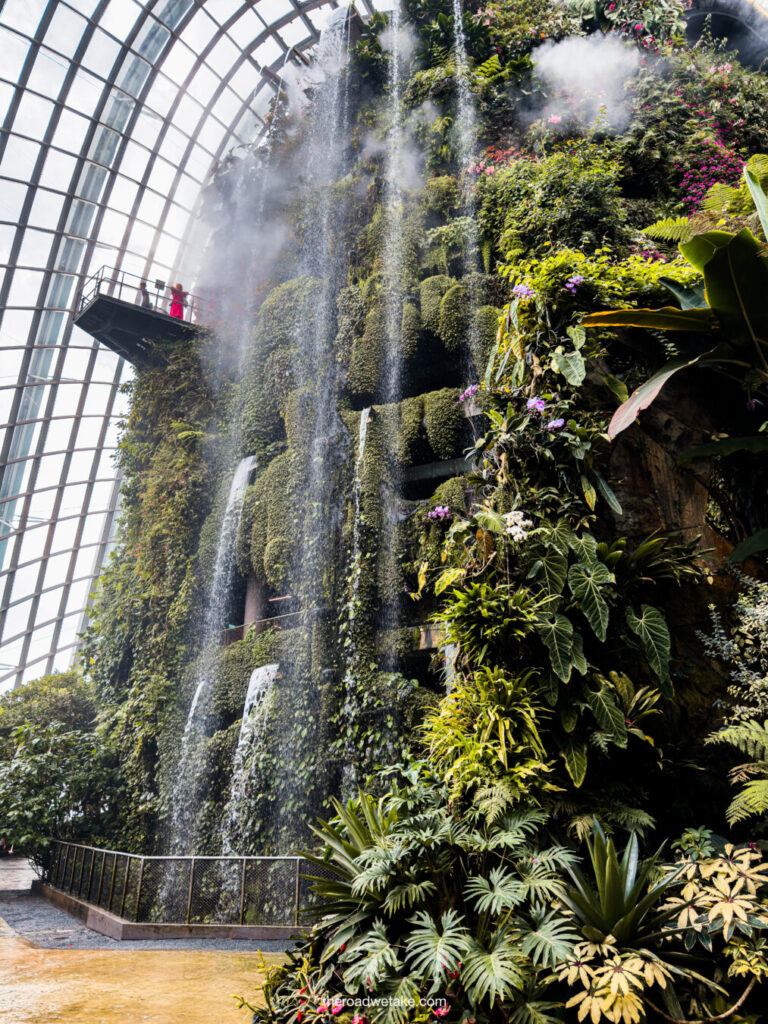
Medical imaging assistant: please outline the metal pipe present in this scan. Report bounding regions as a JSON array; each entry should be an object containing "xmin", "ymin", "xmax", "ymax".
[
  {"xmin": 86, "ymin": 848, "xmax": 96, "ymax": 901},
  {"xmin": 107, "ymin": 854, "xmax": 118, "ymax": 913},
  {"xmin": 119, "ymin": 856, "xmax": 130, "ymax": 918},
  {"xmin": 294, "ymin": 858, "xmax": 301, "ymax": 926},
  {"xmin": 186, "ymin": 859, "xmax": 195, "ymax": 924},
  {"xmin": 239, "ymin": 858, "xmax": 247, "ymax": 925},
  {"xmin": 96, "ymin": 850, "xmax": 106, "ymax": 907},
  {"xmin": 135, "ymin": 858, "xmax": 145, "ymax": 923}
]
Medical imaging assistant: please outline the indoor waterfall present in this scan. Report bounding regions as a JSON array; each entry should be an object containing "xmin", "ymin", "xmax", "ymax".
[
  {"xmin": 220, "ymin": 663, "xmax": 280, "ymax": 856},
  {"xmin": 168, "ymin": 455, "xmax": 256, "ymax": 853}
]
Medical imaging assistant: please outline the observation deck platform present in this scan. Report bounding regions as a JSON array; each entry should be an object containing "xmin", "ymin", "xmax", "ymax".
[{"xmin": 73, "ymin": 266, "xmax": 199, "ymax": 368}]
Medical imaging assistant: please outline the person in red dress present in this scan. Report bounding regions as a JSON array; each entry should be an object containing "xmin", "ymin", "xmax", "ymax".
[{"xmin": 169, "ymin": 282, "xmax": 187, "ymax": 319}]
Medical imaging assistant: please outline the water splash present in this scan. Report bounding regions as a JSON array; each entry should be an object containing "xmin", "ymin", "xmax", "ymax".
[
  {"xmin": 221, "ymin": 663, "xmax": 280, "ymax": 856},
  {"xmin": 169, "ymin": 455, "xmax": 256, "ymax": 853},
  {"xmin": 349, "ymin": 407, "xmax": 371, "ymax": 607}
]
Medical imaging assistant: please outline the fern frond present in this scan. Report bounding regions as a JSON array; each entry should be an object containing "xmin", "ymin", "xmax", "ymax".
[
  {"xmin": 642, "ymin": 216, "xmax": 693, "ymax": 242},
  {"xmin": 702, "ymin": 182, "xmax": 738, "ymax": 213},
  {"xmin": 726, "ymin": 779, "xmax": 768, "ymax": 824},
  {"xmin": 707, "ymin": 719, "xmax": 768, "ymax": 759}
]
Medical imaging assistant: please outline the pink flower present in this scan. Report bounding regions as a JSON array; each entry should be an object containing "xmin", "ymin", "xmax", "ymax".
[
  {"xmin": 434, "ymin": 1007, "xmax": 450, "ymax": 1018},
  {"xmin": 317, "ymin": 1005, "xmax": 329, "ymax": 1014},
  {"xmin": 331, "ymin": 1003, "xmax": 344, "ymax": 1015}
]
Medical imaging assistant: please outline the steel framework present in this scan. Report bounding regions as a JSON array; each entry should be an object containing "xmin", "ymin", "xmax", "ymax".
[{"xmin": 0, "ymin": 0, "xmax": 379, "ymax": 690}]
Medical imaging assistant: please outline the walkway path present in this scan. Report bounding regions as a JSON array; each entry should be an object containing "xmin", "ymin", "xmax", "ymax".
[{"xmin": 0, "ymin": 857, "xmax": 287, "ymax": 1022}]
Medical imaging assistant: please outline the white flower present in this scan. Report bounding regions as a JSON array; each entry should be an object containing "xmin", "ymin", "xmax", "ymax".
[{"xmin": 502, "ymin": 510, "xmax": 533, "ymax": 542}]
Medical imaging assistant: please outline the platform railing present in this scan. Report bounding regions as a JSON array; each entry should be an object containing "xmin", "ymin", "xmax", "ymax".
[
  {"xmin": 43, "ymin": 840, "xmax": 329, "ymax": 927},
  {"xmin": 76, "ymin": 265, "xmax": 203, "ymax": 323}
]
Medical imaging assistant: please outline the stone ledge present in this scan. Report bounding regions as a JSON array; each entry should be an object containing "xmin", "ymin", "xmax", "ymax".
[{"xmin": 32, "ymin": 881, "xmax": 297, "ymax": 942}]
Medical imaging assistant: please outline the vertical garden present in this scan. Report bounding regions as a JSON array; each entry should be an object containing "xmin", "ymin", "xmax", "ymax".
[{"xmin": 2, "ymin": 0, "xmax": 768, "ymax": 1019}]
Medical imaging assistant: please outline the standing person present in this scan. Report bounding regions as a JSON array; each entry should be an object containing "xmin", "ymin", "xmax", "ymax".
[
  {"xmin": 137, "ymin": 280, "xmax": 152, "ymax": 309},
  {"xmin": 169, "ymin": 282, "xmax": 187, "ymax": 319}
]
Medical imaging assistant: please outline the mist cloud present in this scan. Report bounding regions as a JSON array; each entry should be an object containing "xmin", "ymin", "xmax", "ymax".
[{"xmin": 532, "ymin": 34, "xmax": 641, "ymax": 131}]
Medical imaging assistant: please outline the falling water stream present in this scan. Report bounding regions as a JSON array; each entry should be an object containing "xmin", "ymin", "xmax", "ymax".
[
  {"xmin": 169, "ymin": 455, "xmax": 256, "ymax": 853},
  {"xmin": 221, "ymin": 663, "xmax": 280, "ymax": 856}
]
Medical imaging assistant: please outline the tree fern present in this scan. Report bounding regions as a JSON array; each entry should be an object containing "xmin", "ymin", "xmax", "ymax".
[
  {"xmin": 708, "ymin": 719, "xmax": 768, "ymax": 760},
  {"xmin": 707, "ymin": 720, "xmax": 768, "ymax": 823},
  {"xmin": 642, "ymin": 216, "xmax": 695, "ymax": 242}
]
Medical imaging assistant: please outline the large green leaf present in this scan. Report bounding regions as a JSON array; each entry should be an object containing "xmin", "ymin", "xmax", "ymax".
[
  {"xmin": 586, "ymin": 685, "xmax": 627, "ymax": 746},
  {"xmin": 607, "ymin": 353, "xmax": 710, "ymax": 439},
  {"xmin": 681, "ymin": 228, "xmax": 768, "ymax": 346},
  {"xmin": 552, "ymin": 349, "xmax": 586, "ymax": 386},
  {"xmin": 729, "ymin": 528, "xmax": 768, "ymax": 564},
  {"xmin": 405, "ymin": 908, "xmax": 469, "ymax": 986},
  {"xmin": 462, "ymin": 929, "xmax": 527, "ymax": 1007},
  {"xmin": 562, "ymin": 739, "xmax": 588, "ymax": 787},
  {"xmin": 520, "ymin": 907, "xmax": 579, "ymax": 969},
  {"xmin": 537, "ymin": 614, "xmax": 574, "ymax": 683},
  {"xmin": 568, "ymin": 561, "xmax": 612, "ymax": 641},
  {"xmin": 582, "ymin": 306, "xmax": 716, "ymax": 332},
  {"xmin": 594, "ymin": 471, "xmax": 622, "ymax": 515},
  {"xmin": 678, "ymin": 435, "xmax": 768, "ymax": 462},
  {"xmin": 659, "ymin": 276, "xmax": 707, "ymax": 310},
  {"xmin": 625, "ymin": 605, "xmax": 671, "ymax": 684},
  {"xmin": 528, "ymin": 545, "xmax": 568, "ymax": 597},
  {"xmin": 745, "ymin": 166, "xmax": 768, "ymax": 242}
]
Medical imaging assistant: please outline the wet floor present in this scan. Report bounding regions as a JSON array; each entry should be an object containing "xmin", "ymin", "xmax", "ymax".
[{"xmin": 0, "ymin": 919, "xmax": 282, "ymax": 1023}]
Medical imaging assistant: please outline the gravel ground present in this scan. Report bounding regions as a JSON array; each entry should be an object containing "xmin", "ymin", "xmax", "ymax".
[{"xmin": 0, "ymin": 893, "xmax": 291, "ymax": 951}]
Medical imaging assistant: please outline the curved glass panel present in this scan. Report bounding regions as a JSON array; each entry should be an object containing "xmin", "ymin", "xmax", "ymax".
[{"xmin": 0, "ymin": 0, "xmax": 382, "ymax": 690}]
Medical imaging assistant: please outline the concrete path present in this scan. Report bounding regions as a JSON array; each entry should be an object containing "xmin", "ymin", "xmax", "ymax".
[
  {"xmin": 0, "ymin": 891, "xmax": 290, "ymax": 950},
  {"xmin": 0, "ymin": 855, "xmax": 37, "ymax": 894}
]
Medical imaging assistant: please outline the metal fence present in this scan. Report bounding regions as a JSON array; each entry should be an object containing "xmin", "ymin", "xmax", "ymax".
[
  {"xmin": 76, "ymin": 264, "xmax": 203, "ymax": 322},
  {"xmin": 44, "ymin": 840, "xmax": 331, "ymax": 926}
]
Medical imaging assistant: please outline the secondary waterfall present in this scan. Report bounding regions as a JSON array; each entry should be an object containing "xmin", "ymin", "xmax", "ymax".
[
  {"xmin": 349, "ymin": 407, "xmax": 371, "ymax": 608},
  {"xmin": 451, "ymin": 0, "xmax": 481, "ymax": 370},
  {"xmin": 169, "ymin": 455, "xmax": 256, "ymax": 853},
  {"xmin": 221, "ymin": 663, "xmax": 280, "ymax": 856}
]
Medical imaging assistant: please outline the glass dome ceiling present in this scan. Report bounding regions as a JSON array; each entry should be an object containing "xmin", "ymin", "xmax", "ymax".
[{"xmin": 0, "ymin": 0, "xmax": 384, "ymax": 691}]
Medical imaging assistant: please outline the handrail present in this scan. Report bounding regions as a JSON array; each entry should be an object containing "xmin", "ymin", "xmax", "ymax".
[
  {"xmin": 43, "ymin": 839, "xmax": 326, "ymax": 928},
  {"xmin": 75, "ymin": 265, "xmax": 204, "ymax": 323}
]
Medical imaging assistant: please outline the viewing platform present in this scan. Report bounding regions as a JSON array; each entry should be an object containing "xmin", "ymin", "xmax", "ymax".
[{"xmin": 73, "ymin": 266, "xmax": 201, "ymax": 367}]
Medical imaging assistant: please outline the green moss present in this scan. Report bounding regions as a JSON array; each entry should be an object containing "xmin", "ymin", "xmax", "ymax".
[
  {"xmin": 335, "ymin": 284, "xmax": 364, "ymax": 365},
  {"xmin": 431, "ymin": 476, "xmax": 468, "ymax": 512},
  {"xmin": 472, "ymin": 305, "xmax": 501, "ymax": 377},
  {"xmin": 423, "ymin": 175, "xmax": 460, "ymax": 217},
  {"xmin": 347, "ymin": 303, "xmax": 385, "ymax": 399},
  {"xmin": 253, "ymin": 276, "xmax": 321, "ymax": 355},
  {"xmin": 247, "ymin": 452, "xmax": 294, "ymax": 583},
  {"xmin": 438, "ymin": 284, "xmax": 470, "ymax": 353},
  {"xmin": 419, "ymin": 275, "xmax": 454, "ymax": 334},
  {"xmin": 401, "ymin": 302, "xmax": 421, "ymax": 361},
  {"xmin": 264, "ymin": 536, "xmax": 293, "ymax": 589},
  {"xmin": 424, "ymin": 388, "xmax": 464, "ymax": 460},
  {"xmin": 210, "ymin": 629, "xmax": 283, "ymax": 720}
]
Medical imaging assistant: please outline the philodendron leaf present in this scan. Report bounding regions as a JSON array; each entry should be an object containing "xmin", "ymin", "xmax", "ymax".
[
  {"xmin": 538, "ymin": 614, "xmax": 574, "ymax": 683},
  {"xmin": 474, "ymin": 509, "xmax": 506, "ymax": 534},
  {"xmin": 552, "ymin": 349, "xmax": 586, "ymax": 386},
  {"xmin": 586, "ymin": 686, "xmax": 627, "ymax": 746},
  {"xmin": 625, "ymin": 605, "xmax": 671, "ymax": 685},
  {"xmin": 562, "ymin": 740, "xmax": 588, "ymax": 787},
  {"xmin": 528, "ymin": 546, "xmax": 568, "ymax": 597},
  {"xmin": 606, "ymin": 353, "xmax": 711, "ymax": 439},
  {"xmin": 568, "ymin": 561, "xmax": 613, "ymax": 642}
]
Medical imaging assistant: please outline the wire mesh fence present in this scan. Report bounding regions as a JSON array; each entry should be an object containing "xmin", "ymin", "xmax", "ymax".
[{"xmin": 43, "ymin": 841, "xmax": 332, "ymax": 926}]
